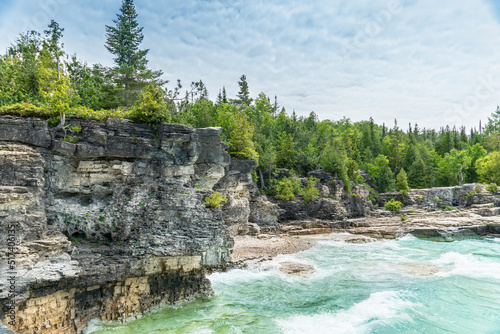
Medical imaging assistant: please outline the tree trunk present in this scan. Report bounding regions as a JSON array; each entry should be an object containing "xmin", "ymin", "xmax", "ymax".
[{"xmin": 259, "ymin": 168, "xmax": 265, "ymax": 189}]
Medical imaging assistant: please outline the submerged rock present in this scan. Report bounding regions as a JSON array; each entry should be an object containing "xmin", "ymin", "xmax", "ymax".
[{"xmin": 279, "ymin": 262, "xmax": 315, "ymax": 277}]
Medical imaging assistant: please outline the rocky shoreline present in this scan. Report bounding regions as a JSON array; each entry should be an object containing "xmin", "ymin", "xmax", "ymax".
[{"xmin": 0, "ymin": 116, "xmax": 499, "ymax": 333}]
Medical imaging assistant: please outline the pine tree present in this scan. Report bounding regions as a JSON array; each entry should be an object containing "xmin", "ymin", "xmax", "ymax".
[
  {"xmin": 396, "ymin": 168, "xmax": 409, "ymax": 196},
  {"xmin": 105, "ymin": 0, "xmax": 162, "ymax": 108},
  {"xmin": 235, "ymin": 74, "xmax": 252, "ymax": 106}
]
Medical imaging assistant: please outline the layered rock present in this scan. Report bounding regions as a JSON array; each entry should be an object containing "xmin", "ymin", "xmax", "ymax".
[
  {"xmin": 0, "ymin": 116, "xmax": 233, "ymax": 333},
  {"xmin": 274, "ymin": 171, "xmax": 372, "ymax": 224}
]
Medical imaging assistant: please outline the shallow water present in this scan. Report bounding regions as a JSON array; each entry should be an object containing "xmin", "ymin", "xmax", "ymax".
[{"xmin": 85, "ymin": 236, "xmax": 500, "ymax": 334}]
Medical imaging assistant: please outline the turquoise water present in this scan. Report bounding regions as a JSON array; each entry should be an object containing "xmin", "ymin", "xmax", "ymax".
[{"xmin": 85, "ymin": 236, "xmax": 500, "ymax": 334}]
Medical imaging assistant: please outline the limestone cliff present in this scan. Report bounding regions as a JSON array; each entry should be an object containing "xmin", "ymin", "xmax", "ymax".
[{"xmin": 0, "ymin": 116, "xmax": 237, "ymax": 334}]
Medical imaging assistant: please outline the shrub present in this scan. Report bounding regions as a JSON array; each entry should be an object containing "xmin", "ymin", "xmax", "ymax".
[
  {"xmin": 301, "ymin": 177, "xmax": 320, "ymax": 204},
  {"xmin": 275, "ymin": 177, "xmax": 302, "ymax": 201},
  {"xmin": 204, "ymin": 191, "xmax": 228, "ymax": 209},
  {"xmin": 445, "ymin": 206, "xmax": 455, "ymax": 211},
  {"xmin": 416, "ymin": 195, "xmax": 423, "ymax": 203},
  {"xmin": 68, "ymin": 125, "xmax": 82, "ymax": 133},
  {"xmin": 475, "ymin": 186, "xmax": 481, "ymax": 193},
  {"xmin": 61, "ymin": 135, "xmax": 80, "ymax": 143},
  {"xmin": 467, "ymin": 191, "xmax": 475, "ymax": 198},
  {"xmin": 385, "ymin": 198, "xmax": 402, "ymax": 212},
  {"xmin": 0, "ymin": 103, "xmax": 56, "ymax": 118},
  {"xmin": 130, "ymin": 83, "xmax": 170, "ymax": 124},
  {"xmin": 486, "ymin": 183, "xmax": 498, "ymax": 194},
  {"xmin": 401, "ymin": 215, "xmax": 408, "ymax": 222},
  {"xmin": 432, "ymin": 196, "xmax": 440, "ymax": 203}
]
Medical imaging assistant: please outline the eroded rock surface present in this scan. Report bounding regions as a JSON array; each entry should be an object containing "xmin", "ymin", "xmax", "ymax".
[{"xmin": 0, "ymin": 116, "xmax": 236, "ymax": 334}]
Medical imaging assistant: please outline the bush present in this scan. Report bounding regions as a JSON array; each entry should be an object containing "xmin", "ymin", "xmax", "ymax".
[
  {"xmin": 401, "ymin": 215, "xmax": 408, "ymax": 222},
  {"xmin": 204, "ymin": 191, "xmax": 228, "ymax": 209},
  {"xmin": 0, "ymin": 102, "xmax": 56, "ymax": 118},
  {"xmin": 275, "ymin": 177, "xmax": 302, "ymax": 201},
  {"xmin": 432, "ymin": 196, "xmax": 440, "ymax": 203},
  {"xmin": 445, "ymin": 206, "xmax": 455, "ymax": 211},
  {"xmin": 486, "ymin": 183, "xmax": 498, "ymax": 194},
  {"xmin": 301, "ymin": 177, "xmax": 320, "ymax": 204},
  {"xmin": 385, "ymin": 198, "xmax": 402, "ymax": 212},
  {"xmin": 61, "ymin": 135, "xmax": 80, "ymax": 143},
  {"xmin": 475, "ymin": 186, "xmax": 481, "ymax": 193},
  {"xmin": 129, "ymin": 83, "xmax": 170, "ymax": 124}
]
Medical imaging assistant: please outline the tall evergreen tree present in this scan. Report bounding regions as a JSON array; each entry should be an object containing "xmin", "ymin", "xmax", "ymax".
[
  {"xmin": 105, "ymin": 0, "xmax": 162, "ymax": 108},
  {"xmin": 235, "ymin": 74, "xmax": 252, "ymax": 106}
]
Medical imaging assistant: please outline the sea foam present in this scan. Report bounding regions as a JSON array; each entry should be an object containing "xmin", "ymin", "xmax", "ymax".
[
  {"xmin": 433, "ymin": 251, "xmax": 500, "ymax": 280},
  {"xmin": 275, "ymin": 290, "xmax": 417, "ymax": 334}
]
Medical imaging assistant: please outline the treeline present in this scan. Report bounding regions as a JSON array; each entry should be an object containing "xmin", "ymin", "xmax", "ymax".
[{"xmin": 1, "ymin": 0, "xmax": 500, "ymax": 194}]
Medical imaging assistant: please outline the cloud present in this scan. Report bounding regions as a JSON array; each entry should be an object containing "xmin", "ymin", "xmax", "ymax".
[{"xmin": 1, "ymin": 0, "xmax": 500, "ymax": 129}]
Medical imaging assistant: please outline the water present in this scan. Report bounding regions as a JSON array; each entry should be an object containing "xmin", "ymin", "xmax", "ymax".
[{"xmin": 85, "ymin": 235, "xmax": 500, "ymax": 334}]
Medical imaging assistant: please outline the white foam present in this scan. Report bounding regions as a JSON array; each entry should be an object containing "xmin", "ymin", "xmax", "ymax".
[
  {"xmin": 276, "ymin": 290, "xmax": 417, "ymax": 334},
  {"xmin": 208, "ymin": 268, "xmax": 275, "ymax": 285},
  {"xmin": 432, "ymin": 252, "xmax": 500, "ymax": 279},
  {"xmin": 82, "ymin": 319, "xmax": 105, "ymax": 333}
]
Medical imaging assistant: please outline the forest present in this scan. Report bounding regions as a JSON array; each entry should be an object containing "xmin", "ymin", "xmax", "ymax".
[{"xmin": 1, "ymin": 0, "xmax": 500, "ymax": 199}]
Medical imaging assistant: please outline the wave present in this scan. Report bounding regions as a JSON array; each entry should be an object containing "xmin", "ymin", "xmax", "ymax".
[
  {"xmin": 432, "ymin": 251, "xmax": 500, "ymax": 280},
  {"xmin": 275, "ymin": 290, "xmax": 417, "ymax": 334}
]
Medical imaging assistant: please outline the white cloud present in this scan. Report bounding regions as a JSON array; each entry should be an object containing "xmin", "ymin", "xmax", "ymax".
[{"xmin": 1, "ymin": 0, "xmax": 500, "ymax": 129}]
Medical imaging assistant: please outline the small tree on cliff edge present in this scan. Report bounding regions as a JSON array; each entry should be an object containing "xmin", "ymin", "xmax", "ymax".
[
  {"xmin": 105, "ymin": 0, "xmax": 163, "ymax": 108},
  {"xmin": 397, "ymin": 168, "xmax": 410, "ymax": 196}
]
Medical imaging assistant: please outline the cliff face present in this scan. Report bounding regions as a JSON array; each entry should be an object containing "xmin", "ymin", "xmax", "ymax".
[{"xmin": 0, "ymin": 116, "xmax": 236, "ymax": 333}]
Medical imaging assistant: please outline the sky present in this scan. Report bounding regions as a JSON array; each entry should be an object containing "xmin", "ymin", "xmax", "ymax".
[{"xmin": 1, "ymin": 0, "xmax": 500, "ymax": 130}]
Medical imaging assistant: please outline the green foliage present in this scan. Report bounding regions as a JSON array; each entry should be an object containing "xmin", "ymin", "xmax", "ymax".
[
  {"xmin": 320, "ymin": 137, "xmax": 351, "ymax": 191},
  {"xmin": 203, "ymin": 191, "xmax": 228, "ymax": 209},
  {"xmin": 384, "ymin": 198, "xmax": 402, "ymax": 212},
  {"xmin": 130, "ymin": 83, "xmax": 169, "ymax": 123},
  {"xmin": 433, "ymin": 196, "xmax": 440, "ymax": 202},
  {"xmin": 0, "ymin": 103, "xmax": 55, "ymax": 118},
  {"xmin": 274, "ymin": 177, "xmax": 302, "ymax": 201},
  {"xmin": 68, "ymin": 125, "xmax": 82, "ymax": 133},
  {"xmin": 216, "ymin": 103, "xmax": 259, "ymax": 161},
  {"xmin": 401, "ymin": 215, "xmax": 408, "ymax": 222},
  {"xmin": 396, "ymin": 168, "xmax": 409, "ymax": 196},
  {"xmin": 367, "ymin": 154, "xmax": 395, "ymax": 193},
  {"xmin": 1, "ymin": 14, "xmax": 500, "ymax": 198},
  {"xmin": 475, "ymin": 186, "xmax": 481, "ymax": 193},
  {"xmin": 486, "ymin": 183, "xmax": 498, "ymax": 194},
  {"xmin": 61, "ymin": 135, "xmax": 80, "ymax": 143},
  {"xmin": 301, "ymin": 177, "xmax": 320, "ymax": 204},
  {"xmin": 476, "ymin": 151, "xmax": 500, "ymax": 184},
  {"xmin": 105, "ymin": 0, "xmax": 163, "ymax": 108},
  {"xmin": 444, "ymin": 206, "xmax": 455, "ymax": 211},
  {"xmin": 437, "ymin": 149, "xmax": 471, "ymax": 186}
]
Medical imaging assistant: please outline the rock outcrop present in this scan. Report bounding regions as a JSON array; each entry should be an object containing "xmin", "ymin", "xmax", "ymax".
[
  {"xmin": 274, "ymin": 171, "xmax": 372, "ymax": 223},
  {"xmin": 0, "ymin": 116, "xmax": 235, "ymax": 333}
]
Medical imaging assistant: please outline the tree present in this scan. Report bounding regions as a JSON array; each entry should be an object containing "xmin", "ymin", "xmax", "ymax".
[
  {"xmin": 276, "ymin": 132, "xmax": 296, "ymax": 169},
  {"xmin": 105, "ymin": 0, "xmax": 162, "ymax": 108},
  {"xmin": 216, "ymin": 103, "xmax": 258, "ymax": 161},
  {"xmin": 485, "ymin": 106, "xmax": 500, "ymax": 134},
  {"xmin": 437, "ymin": 149, "xmax": 471, "ymax": 186},
  {"xmin": 130, "ymin": 82, "xmax": 169, "ymax": 123},
  {"xmin": 367, "ymin": 154, "xmax": 396, "ymax": 193},
  {"xmin": 396, "ymin": 168, "xmax": 409, "ymax": 196},
  {"xmin": 476, "ymin": 151, "xmax": 500, "ymax": 184},
  {"xmin": 320, "ymin": 137, "xmax": 350, "ymax": 190},
  {"xmin": 43, "ymin": 20, "xmax": 64, "ymax": 79},
  {"xmin": 234, "ymin": 74, "xmax": 252, "ymax": 107}
]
